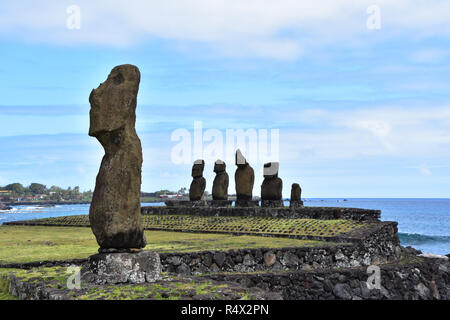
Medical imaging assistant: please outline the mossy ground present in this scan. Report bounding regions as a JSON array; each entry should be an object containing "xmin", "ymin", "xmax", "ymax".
[
  {"xmin": 0, "ymin": 225, "xmax": 331, "ymax": 264},
  {"xmin": 6, "ymin": 214, "xmax": 371, "ymax": 238},
  {"xmin": 0, "ymin": 276, "xmax": 17, "ymax": 300}
]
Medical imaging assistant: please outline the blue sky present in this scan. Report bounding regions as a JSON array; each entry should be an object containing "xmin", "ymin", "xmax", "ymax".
[{"xmin": 1, "ymin": 1, "xmax": 450, "ymax": 197}]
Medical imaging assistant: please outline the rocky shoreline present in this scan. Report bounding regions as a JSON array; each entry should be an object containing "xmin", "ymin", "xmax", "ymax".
[
  {"xmin": 2, "ymin": 201, "xmax": 90, "ymax": 206},
  {"xmin": 0, "ymin": 203, "xmax": 12, "ymax": 210}
]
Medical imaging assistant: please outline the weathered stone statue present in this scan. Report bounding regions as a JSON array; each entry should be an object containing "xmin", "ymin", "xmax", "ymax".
[
  {"xmin": 290, "ymin": 183, "xmax": 304, "ymax": 208},
  {"xmin": 88, "ymin": 64, "xmax": 146, "ymax": 250},
  {"xmin": 212, "ymin": 160, "xmax": 229, "ymax": 200},
  {"xmin": 234, "ymin": 149, "xmax": 257, "ymax": 207},
  {"xmin": 83, "ymin": 64, "xmax": 161, "ymax": 284},
  {"xmin": 261, "ymin": 162, "xmax": 283, "ymax": 207},
  {"xmin": 189, "ymin": 160, "xmax": 206, "ymax": 201}
]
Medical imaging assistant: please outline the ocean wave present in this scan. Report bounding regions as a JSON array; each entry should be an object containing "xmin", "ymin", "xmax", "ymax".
[
  {"xmin": 22, "ymin": 206, "xmax": 44, "ymax": 211},
  {"xmin": 399, "ymin": 233, "xmax": 450, "ymax": 245}
]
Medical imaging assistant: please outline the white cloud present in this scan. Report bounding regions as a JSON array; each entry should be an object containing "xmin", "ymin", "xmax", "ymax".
[
  {"xmin": 419, "ymin": 166, "xmax": 433, "ymax": 176},
  {"xmin": 1, "ymin": 1, "xmax": 450, "ymax": 59},
  {"xmin": 410, "ymin": 49, "xmax": 449, "ymax": 63},
  {"xmin": 278, "ymin": 104, "xmax": 450, "ymax": 161}
]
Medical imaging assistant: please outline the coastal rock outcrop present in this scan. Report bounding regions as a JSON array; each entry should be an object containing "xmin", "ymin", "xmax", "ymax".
[
  {"xmin": 212, "ymin": 160, "xmax": 229, "ymax": 200},
  {"xmin": 189, "ymin": 160, "xmax": 206, "ymax": 201},
  {"xmin": 88, "ymin": 64, "xmax": 146, "ymax": 249},
  {"xmin": 0, "ymin": 203, "xmax": 12, "ymax": 210}
]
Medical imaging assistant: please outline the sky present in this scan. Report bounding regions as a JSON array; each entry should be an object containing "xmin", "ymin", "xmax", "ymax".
[{"xmin": 0, "ymin": 1, "xmax": 450, "ymax": 198}]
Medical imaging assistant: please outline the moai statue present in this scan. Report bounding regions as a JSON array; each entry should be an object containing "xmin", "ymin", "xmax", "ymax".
[
  {"xmin": 261, "ymin": 162, "xmax": 284, "ymax": 207},
  {"xmin": 234, "ymin": 149, "xmax": 257, "ymax": 207},
  {"xmin": 290, "ymin": 183, "xmax": 304, "ymax": 208},
  {"xmin": 84, "ymin": 65, "xmax": 161, "ymax": 285},
  {"xmin": 189, "ymin": 160, "xmax": 206, "ymax": 201},
  {"xmin": 212, "ymin": 160, "xmax": 229, "ymax": 200},
  {"xmin": 88, "ymin": 64, "xmax": 146, "ymax": 250}
]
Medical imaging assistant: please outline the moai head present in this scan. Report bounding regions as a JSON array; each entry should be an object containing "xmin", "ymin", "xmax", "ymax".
[
  {"xmin": 235, "ymin": 149, "xmax": 248, "ymax": 168},
  {"xmin": 191, "ymin": 159, "xmax": 205, "ymax": 178},
  {"xmin": 89, "ymin": 64, "xmax": 141, "ymax": 138},
  {"xmin": 263, "ymin": 162, "xmax": 279, "ymax": 178},
  {"xmin": 214, "ymin": 159, "xmax": 226, "ymax": 173}
]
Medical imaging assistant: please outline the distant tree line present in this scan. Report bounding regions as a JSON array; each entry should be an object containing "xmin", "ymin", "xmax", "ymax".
[
  {"xmin": 0, "ymin": 184, "xmax": 190, "ymax": 203},
  {"xmin": 141, "ymin": 188, "xmax": 187, "ymax": 198},
  {"xmin": 0, "ymin": 183, "xmax": 92, "ymax": 202}
]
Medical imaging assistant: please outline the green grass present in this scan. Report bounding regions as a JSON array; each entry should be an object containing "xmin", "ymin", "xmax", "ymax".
[
  {"xmin": 0, "ymin": 225, "xmax": 331, "ymax": 264},
  {"xmin": 7, "ymin": 214, "xmax": 370, "ymax": 238},
  {"xmin": 76, "ymin": 280, "xmax": 232, "ymax": 300},
  {"xmin": 0, "ymin": 276, "xmax": 17, "ymax": 300}
]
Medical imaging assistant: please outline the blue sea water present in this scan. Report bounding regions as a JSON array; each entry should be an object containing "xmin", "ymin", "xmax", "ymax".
[
  {"xmin": 304, "ymin": 198, "xmax": 450, "ymax": 255},
  {"xmin": 0, "ymin": 199, "xmax": 449, "ymax": 255}
]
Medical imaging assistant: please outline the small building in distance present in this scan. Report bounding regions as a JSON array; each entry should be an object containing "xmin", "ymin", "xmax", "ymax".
[{"xmin": 159, "ymin": 193, "xmax": 185, "ymax": 200}]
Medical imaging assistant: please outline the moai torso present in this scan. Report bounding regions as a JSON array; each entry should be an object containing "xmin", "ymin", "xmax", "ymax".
[
  {"xmin": 88, "ymin": 64, "xmax": 146, "ymax": 249},
  {"xmin": 261, "ymin": 162, "xmax": 283, "ymax": 201},
  {"xmin": 212, "ymin": 160, "xmax": 229, "ymax": 200},
  {"xmin": 290, "ymin": 183, "xmax": 302, "ymax": 201},
  {"xmin": 234, "ymin": 149, "xmax": 254, "ymax": 200},
  {"xmin": 189, "ymin": 160, "xmax": 206, "ymax": 201}
]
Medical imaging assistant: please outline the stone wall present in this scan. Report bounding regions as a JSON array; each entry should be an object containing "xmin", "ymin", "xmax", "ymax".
[
  {"xmin": 4, "ymin": 275, "xmax": 67, "ymax": 300},
  {"xmin": 141, "ymin": 206, "xmax": 381, "ymax": 221},
  {"xmin": 159, "ymin": 223, "xmax": 401, "ymax": 275},
  {"xmin": 4, "ymin": 255, "xmax": 447, "ymax": 300},
  {"xmin": 207, "ymin": 256, "xmax": 450, "ymax": 300}
]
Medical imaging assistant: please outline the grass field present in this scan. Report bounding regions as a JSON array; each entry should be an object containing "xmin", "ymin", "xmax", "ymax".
[
  {"xmin": 5, "ymin": 214, "xmax": 371, "ymax": 238},
  {"xmin": 0, "ymin": 225, "xmax": 332, "ymax": 264}
]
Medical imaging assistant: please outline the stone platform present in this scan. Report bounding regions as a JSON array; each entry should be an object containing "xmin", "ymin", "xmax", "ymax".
[
  {"xmin": 290, "ymin": 200, "xmax": 304, "ymax": 208},
  {"xmin": 261, "ymin": 200, "xmax": 284, "ymax": 208},
  {"xmin": 141, "ymin": 205, "xmax": 381, "ymax": 221},
  {"xmin": 207, "ymin": 200, "xmax": 233, "ymax": 207},
  {"xmin": 235, "ymin": 199, "xmax": 260, "ymax": 207},
  {"xmin": 165, "ymin": 200, "xmax": 207, "ymax": 207},
  {"xmin": 81, "ymin": 250, "xmax": 162, "ymax": 285}
]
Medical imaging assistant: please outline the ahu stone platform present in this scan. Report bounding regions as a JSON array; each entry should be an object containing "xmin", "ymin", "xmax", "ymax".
[{"xmin": 141, "ymin": 205, "xmax": 381, "ymax": 222}]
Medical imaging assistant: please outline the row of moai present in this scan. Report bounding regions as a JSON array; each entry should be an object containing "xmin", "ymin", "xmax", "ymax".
[{"xmin": 188, "ymin": 149, "xmax": 303, "ymax": 208}]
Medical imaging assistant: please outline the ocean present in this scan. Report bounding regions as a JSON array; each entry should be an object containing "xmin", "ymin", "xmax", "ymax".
[{"xmin": 0, "ymin": 199, "xmax": 449, "ymax": 255}]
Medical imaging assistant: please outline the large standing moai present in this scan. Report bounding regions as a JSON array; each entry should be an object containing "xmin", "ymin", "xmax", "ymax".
[
  {"xmin": 212, "ymin": 160, "xmax": 229, "ymax": 200},
  {"xmin": 88, "ymin": 64, "xmax": 146, "ymax": 250},
  {"xmin": 84, "ymin": 65, "xmax": 161, "ymax": 285},
  {"xmin": 290, "ymin": 183, "xmax": 304, "ymax": 208},
  {"xmin": 261, "ymin": 162, "xmax": 284, "ymax": 207},
  {"xmin": 234, "ymin": 149, "xmax": 258, "ymax": 207},
  {"xmin": 189, "ymin": 160, "xmax": 206, "ymax": 201}
]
